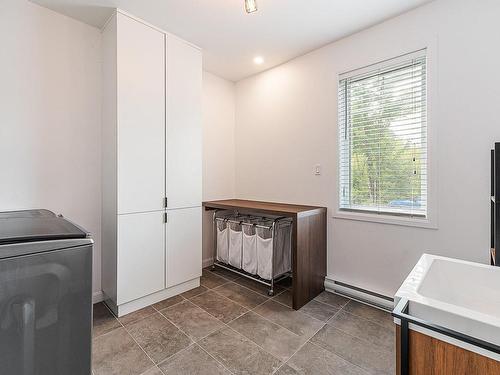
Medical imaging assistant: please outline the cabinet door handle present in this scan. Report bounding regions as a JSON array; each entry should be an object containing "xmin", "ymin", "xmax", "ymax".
[{"xmin": 164, "ymin": 212, "xmax": 168, "ymax": 223}]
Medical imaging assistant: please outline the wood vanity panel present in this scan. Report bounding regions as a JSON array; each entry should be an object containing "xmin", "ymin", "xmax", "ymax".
[
  {"xmin": 294, "ymin": 212, "xmax": 327, "ymax": 309},
  {"xmin": 203, "ymin": 199, "xmax": 327, "ymax": 309},
  {"xmin": 396, "ymin": 326, "xmax": 500, "ymax": 375}
]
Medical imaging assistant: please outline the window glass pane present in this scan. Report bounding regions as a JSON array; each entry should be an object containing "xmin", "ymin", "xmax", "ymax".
[{"xmin": 338, "ymin": 53, "xmax": 427, "ymax": 217}]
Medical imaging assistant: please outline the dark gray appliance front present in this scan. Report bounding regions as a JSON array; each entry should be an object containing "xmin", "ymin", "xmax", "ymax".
[{"xmin": 0, "ymin": 243, "xmax": 92, "ymax": 375}]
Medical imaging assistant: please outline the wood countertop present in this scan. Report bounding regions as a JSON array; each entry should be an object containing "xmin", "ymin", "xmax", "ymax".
[{"xmin": 202, "ymin": 199, "xmax": 326, "ymax": 217}]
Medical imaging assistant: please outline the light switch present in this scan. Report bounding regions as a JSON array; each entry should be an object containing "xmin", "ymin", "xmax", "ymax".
[{"xmin": 314, "ymin": 164, "xmax": 321, "ymax": 175}]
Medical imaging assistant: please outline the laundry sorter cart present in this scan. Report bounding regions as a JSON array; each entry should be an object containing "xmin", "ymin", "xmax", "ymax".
[
  {"xmin": 212, "ymin": 210, "xmax": 292, "ymax": 296},
  {"xmin": 204, "ymin": 199, "xmax": 327, "ymax": 310}
]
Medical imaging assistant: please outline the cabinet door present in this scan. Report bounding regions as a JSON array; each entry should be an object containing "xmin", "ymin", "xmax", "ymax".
[
  {"xmin": 117, "ymin": 211, "xmax": 165, "ymax": 304},
  {"xmin": 166, "ymin": 36, "xmax": 202, "ymax": 209},
  {"xmin": 117, "ymin": 13, "xmax": 165, "ymax": 214},
  {"xmin": 166, "ymin": 207, "xmax": 202, "ymax": 288}
]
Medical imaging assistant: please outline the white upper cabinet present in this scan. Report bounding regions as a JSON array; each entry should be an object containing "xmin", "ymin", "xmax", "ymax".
[
  {"xmin": 166, "ymin": 36, "xmax": 202, "ymax": 209},
  {"xmin": 101, "ymin": 10, "xmax": 203, "ymax": 315},
  {"xmin": 117, "ymin": 13, "xmax": 165, "ymax": 214}
]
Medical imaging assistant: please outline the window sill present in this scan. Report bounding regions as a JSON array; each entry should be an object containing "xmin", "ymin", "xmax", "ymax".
[{"xmin": 333, "ymin": 209, "xmax": 437, "ymax": 229}]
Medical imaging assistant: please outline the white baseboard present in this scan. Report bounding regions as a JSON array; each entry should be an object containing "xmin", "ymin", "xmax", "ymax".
[
  {"xmin": 93, "ymin": 291, "xmax": 104, "ymax": 304},
  {"xmin": 105, "ymin": 278, "xmax": 200, "ymax": 317},
  {"xmin": 202, "ymin": 257, "xmax": 214, "ymax": 268},
  {"xmin": 324, "ymin": 277, "xmax": 394, "ymax": 311}
]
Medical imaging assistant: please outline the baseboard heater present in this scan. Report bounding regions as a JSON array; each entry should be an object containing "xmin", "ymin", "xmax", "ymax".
[{"xmin": 324, "ymin": 278, "xmax": 394, "ymax": 311}]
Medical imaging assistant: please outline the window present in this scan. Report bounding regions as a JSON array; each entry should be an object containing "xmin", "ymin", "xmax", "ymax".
[{"xmin": 338, "ymin": 50, "xmax": 427, "ymax": 218}]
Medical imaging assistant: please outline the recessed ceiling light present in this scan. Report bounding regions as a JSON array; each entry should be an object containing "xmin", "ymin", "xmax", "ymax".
[
  {"xmin": 253, "ymin": 56, "xmax": 264, "ymax": 65},
  {"xmin": 245, "ymin": 0, "xmax": 258, "ymax": 14}
]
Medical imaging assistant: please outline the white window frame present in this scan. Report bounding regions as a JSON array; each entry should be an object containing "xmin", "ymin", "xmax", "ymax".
[{"xmin": 333, "ymin": 45, "xmax": 438, "ymax": 229}]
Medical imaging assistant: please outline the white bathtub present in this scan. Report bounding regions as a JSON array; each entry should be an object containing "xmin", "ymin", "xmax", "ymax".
[{"xmin": 394, "ymin": 254, "xmax": 500, "ymax": 360}]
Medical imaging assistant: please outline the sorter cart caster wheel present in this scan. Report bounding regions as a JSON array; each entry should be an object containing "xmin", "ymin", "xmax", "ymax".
[
  {"xmin": 268, "ymin": 290, "xmax": 274, "ymax": 297},
  {"xmin": 211, "ymin": 265, "xmax": 216, "ymax": 271}
]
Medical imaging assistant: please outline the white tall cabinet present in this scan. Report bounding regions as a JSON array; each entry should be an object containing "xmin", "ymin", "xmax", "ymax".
[{"xmin": 101, "ymin": 10, "xmax": 202, "ymax": 316}]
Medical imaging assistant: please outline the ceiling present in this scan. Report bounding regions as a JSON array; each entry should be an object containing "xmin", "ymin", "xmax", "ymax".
[{"xmin": 31, "ymin": 0, "xmax": 432, "ymax": 81}]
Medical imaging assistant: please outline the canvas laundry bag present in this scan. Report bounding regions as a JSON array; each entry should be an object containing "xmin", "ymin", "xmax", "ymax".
[
  {"xmin": 228, "ymin": 222, "xmax": 242, "ymax": 268},
  {"xmin": 216, "ymin": 220, "xmax": 228, "ymax": 263},
  {"xmin": 242, "ymin": 224, "xmax": 257, "ymax": 274},
  {"xmin": 256, "ymin": 225, "xmax": 273, "ymax": 280}
]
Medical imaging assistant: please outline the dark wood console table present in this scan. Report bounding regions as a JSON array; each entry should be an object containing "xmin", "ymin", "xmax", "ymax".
[{"xmin": 203, "ymin": 199, "xmax": 327, "ymax": 310}]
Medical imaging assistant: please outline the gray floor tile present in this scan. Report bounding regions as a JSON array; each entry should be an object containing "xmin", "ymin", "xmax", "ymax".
[
  {"xmin": 160, "ymin": 300, "xmax": 224, "ymax": 341},
  {"xmin": 273, "ymin": 290, "xmax": 293, "ymax": 308},
  {"xmin": 229, "ymin": 311, "xmax": 304, "ymax": 362},
  {"xmin": 328, "ymin": 311, "xmax": 395, "ymax": 352},
  {"xmin": 181, "ymin": 285, "xmax": 209, "ymax": 299},
  {"xmin": 311, "ymin": 324, "xmax": 394, "ymax": 375},
  {"xmin": 93, "ymin": 302, "xmax": 121, "ymax": 338},
  {"xmin": 92, "ymin": 294, "xmax": 397, "ymax": 375},
  {"xmin": 314, "ymin": 291, "xmax": 349, "ymax": 309},
  {"xmin": 232, "ymin": 276, "xmax": 283, "ymax": 296},
  {"xmin": 92, "ymin": 327, "xmax": 154, "ymax": 375},
  {"xmin": 199, "ymin": 327, "xmax": 282, "ymax": 375},
  {"xmin": 140, "ymin": 366, "xmax": 164, "ymax": 375},
  {"xmin": 206, "ymin": 266, "xmax": 241, "ymax": 281},
  {"xmin": 152, "ymin": 295, "xmax": 184, "ymax": 311},
  {"xmin": 159, "ymin": 344, "xmax": 229, "ymax": 375},
  {"xmin": 190, "ymin": 290, "xmax": 248, "ymax": 323},
  {"xmin": 119, "ymin": 306, "xmax": 157, "ymax": 326},
  {"xmin": 126, "ymin": 313, "xmax": 192, "ymax": 364},
  {"xmin": 201, "ymin": 270, "xmax": 230, "ymax": 289},
  {"xmin": 342, "ymin": 300, "xmax": 395, "ymax": 330},
  {"xmin": 299, "ymin": 300, "xmax": 339, "ymax": 322},
  {"xmin": 285, "ymin": 342, "xmax": 368, "ymax": 375},
  {"xmin": 274, "ymin": 364, "xmax": 299, "ymax": 375},
  {"xmin": 253, "ymin": 300, "xmax": 323, "ymax": 339},
  {"xmin": 214, "ymin": 282, "xmax": 268, "ymax": 309}
]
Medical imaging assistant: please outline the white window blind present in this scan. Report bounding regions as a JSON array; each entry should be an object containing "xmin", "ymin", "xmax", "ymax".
[{"xmin": 338, "ymin": 50, "xmax": 427, "ymax": 218}]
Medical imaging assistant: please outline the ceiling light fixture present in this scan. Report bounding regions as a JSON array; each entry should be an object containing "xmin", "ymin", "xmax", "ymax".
[
  {"xmin": 253, "ymin": 56, "xmax": 264, "ymax": 65},
  {"xmin": 245, "ymin": 0, "xmax": 258, "ymax": 13}
]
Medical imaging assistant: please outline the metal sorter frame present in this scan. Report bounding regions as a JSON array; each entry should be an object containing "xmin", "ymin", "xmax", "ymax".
[{"xmin": 212, "ymin": 209, "xmax": 292, "ymax": 296}]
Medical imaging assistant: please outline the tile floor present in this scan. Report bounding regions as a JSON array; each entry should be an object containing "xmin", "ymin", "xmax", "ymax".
[{"xmin": 92, "ymin": 268, "xmax": 395, "ymax": 375}]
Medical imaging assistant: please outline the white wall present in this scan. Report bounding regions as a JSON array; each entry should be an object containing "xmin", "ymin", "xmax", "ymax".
[
  {"xmin": 0, "ymin": 1, "xmax": 102, "ymax": 297},
  {"xmin": 0, "ymin": 1, "xmax": 235, "ymax": 298},
  {"xmin": 202, "ymin": 71, "xmax": 236, "ymax": 265},
  {"xmin": 235, "ymin": 0, "xmax": 500, "ymax": 296},
  {"xmin": 4, "ymin": 0, "xmax": 498, "ymax": 301}
]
